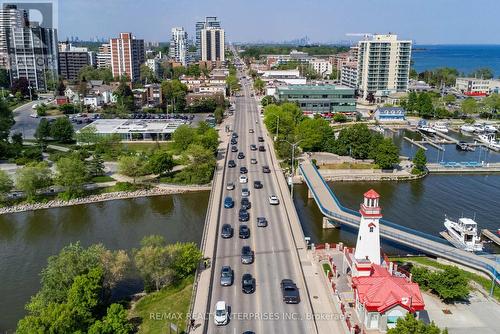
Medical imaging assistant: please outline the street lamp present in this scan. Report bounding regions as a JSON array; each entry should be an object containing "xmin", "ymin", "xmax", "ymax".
[
  {"xmin": 280, "ymin": 139, "xmax": 304, "ymax": 200},
  {"xmin": 270, "ymin": 114, "xmax": 280, "ymax": 141},
  {"xmin": 28, "ymin": 86, "xmax": 33, "ymax": 101}
]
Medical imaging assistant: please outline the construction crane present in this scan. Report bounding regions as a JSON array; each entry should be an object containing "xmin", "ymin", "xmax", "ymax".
[{"xmin": 345, "ymin": 33, "xmax": 373, "ymax": 39}]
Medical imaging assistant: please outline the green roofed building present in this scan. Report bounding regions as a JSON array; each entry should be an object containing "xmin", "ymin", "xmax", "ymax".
[{"xmin": 274, "ymin": 84, "xmax": 356, "ymax": 117}]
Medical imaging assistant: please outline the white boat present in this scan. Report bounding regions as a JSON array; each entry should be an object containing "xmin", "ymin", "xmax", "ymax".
[
  {"xmin": 483, "ymin": 124, "xmax": 498, "ymax": 133},
  {"xmin": 444, "ymin": 217, "xmax": 483, "ymax": 252},
  {"xmin": 431, "ymin": 122, "xmax": 449, "ymax": 133},
  {"xmin": 460, "ymin": 124, "xmax": 476, "ymax": 133},
  {"xmin": 417, "ymin": 125, "xmax": 437, "ymax": 134},
  {"xmin": 472, "ymin": 124, "xmax": 485, "ymax": 133},
  {"xmin": 478, "ymin": 133, "xmax": 500, "ymax": 150}
]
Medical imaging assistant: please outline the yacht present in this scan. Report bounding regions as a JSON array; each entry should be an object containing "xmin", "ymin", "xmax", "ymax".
[
  {"xmin": 444, "ymin": 217, "xmax": 483, "ymax": 252},
  {"xmin": 477, "ymin": 133, "xmax": 500, "ymax": 150},
  {"xmin": 431, "ymin": 121, "xmax": 449, "ymax": 133},
  {"xmin": 456, "ymin": 141, "xmax": 475, "ymax": 151},
  {"xmin": 483, "ymin": 124, "xmax": 498, "ymax": 133},
  {"xmin": 417, "ymin": 123, "xmax": 437, "ymax": 135},
  {"xmin": 460, "ymin": 124, "xmax": 476, "ymax": 133},
  {"xmin": 472, "ymin": 123, "xmax": 485, "ymax": 133}
]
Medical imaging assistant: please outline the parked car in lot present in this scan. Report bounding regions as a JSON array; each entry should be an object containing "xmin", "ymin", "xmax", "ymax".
[
  {"xmin": 269, "ymin": 195, "xmax": 280, "ymax": 205},
  {"xmin": 239, "ymin": 209, "xmax": 249, "ymax": 222},
  {"xmin": 228, "ymin": 160, "xmax": 236, "ymax": 168},
  {"xmin": 281, "ymin": 279, "xmax": 300, "ymax": 304},
  {"xmin": 241, "ymin": 273, "xmax": 256, "ymax": 294},
  {"xmin": 214, "ymin": 301, "xmax": 229, "ymax": 325},
  {"xmin": 262, "ymin": 166, "xmax": 271, "ymax": 173},
  {"xmin": 254, "ymin": 180, "xmax": 263, "ymax": 189},
  {"xmin": 220, "ymin": 266, "xmax": 234, "ymax": 286},
  {"xmin": 239, "ymin": 175, "xmax": 248, "ymax": 183},
  {"xmin": 240, "ymin": 167, "xmax": 248, "ymax": 174},
  {"xmin": 221, "ymin": 224, "xmax": 233, "ymax": 239},
  {"xmin": 224, "ymin": 196, "xmax": 234, "ymax": 209},
  {"xmin": 239, "ymin": 225, "xmax": 250, "ymax": 239},
  {"xmin": 257, "ymin": 217, "xmax": 268, "ymax": 227},
  {"xmin": 241, "ymin": 246, "xmax": 254, "ymax": 264},
  {"xmin": 226, "ymin": 182, "xmax": 235, "ymax": 190},
  {"xmin": 241, "ymin": 197, "xmax": 251, "ymax": 210}
]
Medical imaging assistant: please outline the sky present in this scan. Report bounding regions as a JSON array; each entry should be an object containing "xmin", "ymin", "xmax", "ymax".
[{"xmin": 57, "ymin": 0, "xmax": 500, "ymax": 44}]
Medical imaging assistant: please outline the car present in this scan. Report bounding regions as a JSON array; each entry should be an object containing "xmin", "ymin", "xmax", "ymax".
[
  {"xmin": 231, "ymin": 146, "xmax": 238, "ymax": 152},
  {"xmin": 226, "ymin": 182, "xmax": 235, "ymax": 190},
  {"xmin": 240, "ymin": 167, "xmax": 248, "ymax": 174},
  {"xmin": 241, "ymin": 273, "xmax": 256, "ymax": 294},
  {"xmin": 232, "ymin": 133, "xmax": 238, "ymax": 139},
  {"xmin": 262, "ymin": 166, "xmax": 271, "ymax": 173},
  {"xmin": 257, "ymin": 217, "xmax": 268, "ymax": 227},
  {"xmin": 241, "ymin": 197, "xmax": 251, "ymax": 210},
  {"xmin": 249, "ymin": 129, "xmax": 254, "ymax": 133},
  {"xmin": 250, "ymin": 144, "xmax": 257, "ymax": 151},
  {"xmin": 250, "ymin": 158, "xmax": 257, "ymax": 164},
  {"xmin": 258, "ymin": 146, "xmax": 266, "ymax": 152},
  {"xmin": 221, "ymin": 224, "xmax": 233, "ymax": 239},
  {"xmin": 258, "ymin": 136, "xmax": 264, "ymax": 142},
  {"xmin": 241, "ymin": 246, "xmax": 254, "ymax": 264},
  {"xmin": 241, "ymin": 188, "xmax": 250, "ymax": 197},
  {"xmin": 224, "ymin": 196, "xmax": 234, "ymax": 209},
  {"xmin": 214, "ymin": 301, "xmax": 229, "ymax": 326},
  {"xmin": 281, "ymin": 279, "xmax": 300, "ymax": 304},
  {"xmin": 239, "ymin": 175, "xmax": 248, "ymax": 184},
  {"xmin": 228, "ymin": 160, "xmax": 236, "ymax": 168},
  {"xmin": 231, "ymin": 138, "xmax": 238, "ymax": 145},
  {"xmin": 269, "ymin": 195, "xmax": 280, "ymax": 205},
  {"xmin": 239, "ymin": 209, "xmax": 249, "ymax": 222},
  {"xmin": 220, "ymin": 266, "xmax": 234, "ymax": 286},
  {"xmin": 239, "ymin": 225, "xmax": 250, "ymax": 239},
  {"xmin": 238, "ymin": 152, "xmax": 245, "ymax": 159},
  {"xmin": 253, "ymin": 180, "xmax": 263, "ymax": 189}
]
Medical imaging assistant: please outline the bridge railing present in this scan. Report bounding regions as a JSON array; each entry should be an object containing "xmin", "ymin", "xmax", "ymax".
[{"xmin": 299, "ymin": 162, "xmax": 500, "ymax": 282}]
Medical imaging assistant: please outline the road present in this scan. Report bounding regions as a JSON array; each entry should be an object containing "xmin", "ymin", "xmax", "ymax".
[{"xmin": 206, "ymin": 65, "xmax": 315, "ymax": 333}]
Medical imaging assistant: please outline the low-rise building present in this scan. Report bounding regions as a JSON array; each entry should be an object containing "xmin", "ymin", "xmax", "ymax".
[
  {"xmin": 455, "ymin": 77, "xmax": 500, "ymax": 96},
  {"xmin": 144, "ymin": 83, "xmax": 163, "ymax": 106},
  {"xmin": 274, "ymin": 84, "xmax": 356, "ymax": 116},
  {"xmin": 374, "ymin": 107, "xmax": 406, "ymax": 122},
  {"xmin": 309, "ymin": 58, "xmax": 333, "ymax": 77},
  {"xmin": 259, "ymin": 69, "xmax": 307, "ymax": 85},
  {"xmin": 83, "ymin": 95, "xmax": 104, "ymax": 108}
]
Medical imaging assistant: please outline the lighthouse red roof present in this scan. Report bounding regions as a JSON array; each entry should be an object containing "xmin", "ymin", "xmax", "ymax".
[{"xmin": 364, "ymin": 189, "xmax": 380, "ymax": 199}]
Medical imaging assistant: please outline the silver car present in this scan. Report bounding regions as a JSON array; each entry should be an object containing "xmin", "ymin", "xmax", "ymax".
[
  {"xmin": 220, "ymin": 266, "xmax": 234, "ymax": 286},
  {"xmin": 226, "ymin": 182, "xmax": 235, "ymax": 190}
]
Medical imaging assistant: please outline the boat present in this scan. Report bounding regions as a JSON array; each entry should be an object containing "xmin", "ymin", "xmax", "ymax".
[
  {"xmin": 416, "ymin": 122, "xmax": 437, "ymax": 135},
  {"xmin": 443, "ymin": 217, "xmax": 483, "ymax": 252},
  {"xmin": 456, "ymin": 141, "xmax": 476, "ymax": 152},
  {"xmin": 477, "ymin": 133, "xmax": 500, "ymax": 150},
  {"xmin": 483, "ymin": 124, "xmax": 498, "ymax": 133},
  {"xmin": 431, "ymin": 121, "xmax": 449, "ymax": 133},
  {"xmin": 374, "ymin": 125, "xmax": 385, "ymax": 134},
  {"xmin": 460, "ymin": 124, "xmax": 476, "ymax": 133},
  {"xmin": 472, "ymin": 123, "xmax": 485, "ymax": 133}
]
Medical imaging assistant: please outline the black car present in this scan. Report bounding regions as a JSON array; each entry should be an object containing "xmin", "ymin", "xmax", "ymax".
[
  {"xmin": 262, "ymin": 166, "xmax": 271, "ymax": 173},
  {"xmin": 250, "ymin": 144, "xmax": 257, "ymax": 151},
  {"xmin": 241, "ymin": 198, "xmax": 251, "ymax": 210},
  {"xmin": 221, "ymin": 224, "xmax": 233, "ymax": 239},
  {"xmin": 239, "ymin": 209, "xmax": 249, "ymax": 222},
  {"xmin": 253, "ymin": 180, "xmax": 263, "ymax": 189},
  {"xmin": 258, "ymin": 136, "xmax": 264, "ymax": 142},
  {"xmin": 281, "ymin": 279, "xmax": 300, "ymax": 304},
  {"xmin": 240, "ymin": 167, "xmax": 248, "ymax": 174},
  {"xmin": 232, "ymin": 133, "xmax": 238, "ymax": 139},
  {"xmin": 231, "ymin": 146, "xmax": 238, "ymax": 152},
  {"xmin": 241, "ymin": 273, "xmax": 256, "ymax": 294},
  {"xmin": 239, "ymin": 225, "xmax": 250, "ymax": 239},
  {"xmin": 257, "ymin": 217, "xmax": 268, "ymax": 227},
  {"xmin": 258, "ymin": 146, "xmax": 266, "ymax": 152},
  {"xmin": 228, "ymin": 160, "xmax": 236, "ymax": 168},
  {"xmin": 241, "ymin": 246, "xmax": 254, "ymax": 264},
  {"xmin": 231, "ymin": 138, "xmax": 238, "ymax": 145},
  {"xmin": 238, "ymin": 152, "xmax": 245, "ymax": 159}
]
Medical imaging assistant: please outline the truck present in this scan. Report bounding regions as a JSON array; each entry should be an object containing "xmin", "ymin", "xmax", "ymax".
[{"xmin": 280, "ymin": 279, "xmax": 300, "ymax": 304}]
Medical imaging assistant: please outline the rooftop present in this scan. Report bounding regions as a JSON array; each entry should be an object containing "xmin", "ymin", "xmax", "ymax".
[
  {"xmin": 80, "ymin": 119, "xmax": 187, "ymax": 135},
  {"xmin": 276, "ymin": 84, "xmax": 354, "ymax": 92}
]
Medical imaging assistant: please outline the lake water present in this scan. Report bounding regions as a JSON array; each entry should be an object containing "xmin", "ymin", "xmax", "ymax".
[{"xmin": 0, "ymin": 192, "xmax": 209, "ymax": 332}]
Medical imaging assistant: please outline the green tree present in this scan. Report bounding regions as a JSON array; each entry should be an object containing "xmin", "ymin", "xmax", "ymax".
[
  {"xmin": 387, "ymin": 313, "xmax": 447, "ymax": 334},
  {"xmin": 15, "ymin": 162, "xmax": 52, "ymax": 201},
  {"xmin": 374, "ymin": 138, "xmax": 400, "ymax": 169},
  {"xmin": 172, "ymin": 124, "xmax": 196, "ymax": 151},
  {"xmin": 261, "ymin": 95, "xmax": 277, "ymax": 107},
  {"xmin": 443, "ymin": 94, "xmax": 457, "ymax": 105},
  {"xmin": 50, "ymin": 117, "xmax": 75, "ymax": 143},
  {"xmin": 0, "ymin": 169, "xmax": 13, "ymax": 200},
  {"xmin": 118, "ymin": 155, "xmax": 147, "ymax": 183},
  {"xmin": 483, "ymin": 93, "xmax": 500, "ymax": 113},
  {"xmin": 253, "ymin": 77, "xmax": 265, "ymax": 94},
  {"xmin": 87, "ymin": 154, "xmax": 105, "ymax": 177},
  {"xmin": 76, "ymin": 125, "xmax": 99, "ymax": 145},
  {"xmin": 461, "ymin": 98, "xmax": 478, "ymax": 114},
  {"xmin": 0, "ymin": 68, "xmax": 9, "ymax": 88},
  {"xmin": 88, "ymin": 304, "xmax": 133, "ymax": 334},
  {"xmin": 161, "ymin": 79, "xmax": 188, "ymax": 112},
  {"xmin": 35, "ymin": 118, "xmax": 52, "ymax": 144},
  {"xmin": 226, "ymin": 74, "xmax": 240, "ymax": 95},
  {"xmin": 429, "ymin": 266, "xmax": 470, "ymax": 302},
  {"xmin": 418, "ymin": 92, "xmax": 434, "ymax": 118},
  {"xmin": 114, "ymin": 80, "xmax": 135, "ymax": 112},
  {"xmin": 11, "ymin": 132, "xmax": 23, "ymax": 148},
  {"xmin": 56, "ymin": 79, "xmax": 66, "ymax": 96},
  {"xmin": 54, "ymin": 155, "xmax": 89, "ymax": 198},
  {"xmin": 333, "ymin": 113, "xmax": 347, "ymax": 123},
  {"xmin": 214, "ymin": 106, "xmax": 224, "ymax": 124},
  {"xmin": 78, "ymin": 66, "xmax": 114, "ymax": 83},
  {"xmin": 140, "ymin": 63, "xmax": 157, "ymax": 83},
  {"xmin": 413, "ymin": 148, "xmax": 427, "ymax": 173},
  {"xmin": 134, "ymin": 235, "xmax": 172, "ymax": 291},
  {"xmin": 469, "ymin": 67, "xmax": 493, "ymax": 80},
  {"xmin": 197, "ymin": 127, "xmax": 219, "ymax": 152},
  {"xmin": 410, "ymin": 266, "xmax": 432, "ymax": 289},
  {"xmin": 166, "ymin": 242, "xmax": 202, "ymax": 280},
  {"xmin": 296, "ymin": 117, "xmax": 333, "ymax": 151},
  {"xmin": 147, "ymin": 150, "xmax": 174, "ymax": 175},
  {"xmin": 0, "ymin": 98, "xmax": 14, "ymax": 141}
]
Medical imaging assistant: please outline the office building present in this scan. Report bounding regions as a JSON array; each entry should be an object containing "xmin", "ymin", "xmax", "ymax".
[
  {"xmin": 357, "ymin": 34, "xmax": 412, "ymax": 99},
  {"xmin": 96, "ymin": 43, "xmax": 111, "ymax": 69},
  {"xmin": 195, "ymin": 16, "xmax": 220, "ymax": 60},
  {"xmin": 200, "ymin": 27, "xmax": 225, "ymax": 62},
  {"xmin": 170, "ymin": 27, "xmax": 187, "ymax": 66},
  {"xmin": 110, "ymin": 32, "xmax": 145, "ymax": 81},
  {"xmin": 455, "ymin": 77, "xmax": 500, "ymax": 96},
  {"xmin": 8, "ymin": 22, "xmax": 58, "ymax": 91},
  {"xmin": 0, "ymin": 4, "xmax": 27, "ymax": 68},
  {"xmin": 274, "ymin": 84, "xmax": 356, "ymax": 116}
]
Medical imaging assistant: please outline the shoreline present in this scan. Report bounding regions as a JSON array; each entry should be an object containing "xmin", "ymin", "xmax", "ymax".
[{"xmin": 0, "ymin": 185, "xmax": 211, "ymax": 215}]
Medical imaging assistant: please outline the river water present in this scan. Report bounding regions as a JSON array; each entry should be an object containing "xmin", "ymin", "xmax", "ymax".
[{"xmin": 0, "ymin": 192, "xmax": 209, "ymax": 332}]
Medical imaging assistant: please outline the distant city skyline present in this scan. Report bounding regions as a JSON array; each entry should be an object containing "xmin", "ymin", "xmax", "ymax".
[{"xmin": 57, "ymin": 0, "xmax": 500, "ymax": 44}]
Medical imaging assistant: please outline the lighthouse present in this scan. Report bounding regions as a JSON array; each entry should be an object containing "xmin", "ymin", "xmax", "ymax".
[{"xmin": 354, "ymin": 189, "xmax": 382, "ymax": 266}]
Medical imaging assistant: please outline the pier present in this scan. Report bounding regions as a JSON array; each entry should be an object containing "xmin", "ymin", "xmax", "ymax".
[
  {"xmin": 403, "ymin": 136, "xmax": 428, "ymax": 150},
  {"xmin": 482, "ymin": 229, "xmax": 500, "ymax": 247},
  {"xmin": 427, "ymin": 162, "xmax": 500, "ymax": 173}
]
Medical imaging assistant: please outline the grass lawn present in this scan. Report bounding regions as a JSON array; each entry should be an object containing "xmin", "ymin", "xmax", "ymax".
[
  {"xmin": 91, "ymin": 175, "xmax": 115, "ymax": 183},
  {"xmin": 390, "ymin": 256, "xmax": 500, "ymax": 302},
  {"xmin": 322, "ymin": 263, "xmax": 332, "ymax": 276},
  {"xmin": 320, "ymin": 162, "xmax": 376, "ymax": 170},
  {"xmin": 130, "ymin": 276, "xmax": 194, "ymax": 334}
]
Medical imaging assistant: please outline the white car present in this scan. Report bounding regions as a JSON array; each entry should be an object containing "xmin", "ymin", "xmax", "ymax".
[
  {"xmin": 250, "ymin": 158, "xmax": 257, "ymax": 165},
  {"xmin": 226, "ymin": 182, "xmax": 235, "ymax": 190},
  {"xmin": 239, "ymin": 175, "xmax": 248, "ymax": 184},
  {"xmin": 214, "ymin": 301, "xmax": 229, "ymax": 326},
  {"xmin": 269, "ymin": 195, "xmax": 280, "ymax": 205}
]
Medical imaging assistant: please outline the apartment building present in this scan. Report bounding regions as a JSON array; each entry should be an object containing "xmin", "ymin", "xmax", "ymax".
[
  {"xmin": 170, "ymin": 27, "xmax": 188, "ymax": 66},
  {"xmin": 200, "ymin": 27, "xmax": 225, "ymax": 62},
  {"xmin": 0, "ymin": 4, "xmax": 27, "ymax": 68},
  {"xmin": 340, "ymin": 62, "xmax": 358, "ymax": 89},
  {"xmin": 195, "ymin": 16, "xmax": 220, "ymax": 60},
  {"xmin": 110, "ymin": 32, "xmax": 145, "ymax": 81},
  {"xmin": 357, "ymin": 34, "xmax": 412, "ymax": 99},
  {"xmin": 96, "ymin": 43, "xmax": 111, "ymax": 69}
]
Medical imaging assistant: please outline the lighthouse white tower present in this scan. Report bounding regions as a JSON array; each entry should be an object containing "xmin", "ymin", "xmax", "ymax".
[{"xmin": 354, "ymin": 189, "xmax": 382, "ymax": 266}]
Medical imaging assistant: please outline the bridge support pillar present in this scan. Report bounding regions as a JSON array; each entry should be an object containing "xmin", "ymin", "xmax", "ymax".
[
  {"xmin": 307, "ymin": 189, "xmax": 314, "ymax": 199},
  {"xmin": 323, "ymin": 217, "xmax": 340, "ymax": 229}
]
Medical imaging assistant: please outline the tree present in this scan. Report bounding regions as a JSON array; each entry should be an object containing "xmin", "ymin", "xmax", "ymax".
[
  {"xmin": 172, "ymin": 124, "xmax": 196, "ymax": 151},
  {"xmin": 147, "ymin": 150, "xmax": 174, "ymax": 175},
  {"xmin": 161, "ymin": 79, "xmax": 188, "ymax": 112},
  {"xmin": 88, "ymin": 154, "xmax": 105, "ymax": 177},
  {"xmin": 0, "ymin": 98, "xmax": 14, "ymax": 141},
  {"xmin": 253, "ymin": 77, "xmax": 265, "ymax": 94},
  {"xmin": 443, "ymin": 94, "xmax": 456, "ymax": 105},
  {"xmin": 387, "ymin": 313, "xmax": 447, "ymax": 334},
  {"xmin": 214, "ymin": 106, "xmax": 224, "ymax": 124},
  {"xmin": 0, "ymin": 68, "xmax": 9, "ymax": 88},
  {"xmin": 296, "ymin": 117, "xmax": 333, "ymax": 151},
  {"xmin": 15, "ymin": 162, "xmax": 52, "ymax": 201},
  {"xmin": 11, "ymin": 77, "xmax": 30, "ymax": 97},
  {"xmin": 429, "ymin": 266, "xmax": 470, "ymax": 302},
  {"xmin": 54, "ymin": 155, "xmax": 89, "ymax": 198},
  {"xmin": 140, "ymin": 64, "xmax": 157, "ymax": 83},
  {"xmin": 418, "ymin": 92, "xmax": 434, "ymax": 118},
  {"xmin": 51, "ymin": 117, "xmax": 75, "ymax": 143},
  {"xmin": 261, "ymin": 95, "xmax": 276, "ymax": 107},
  {"xmin": 226, "ymin": 74, "xmax": 240, "ymax": 95},
  {"xmin": 11, "ymin": 132, "xmax": 23, "ymax": 148},
  {"xmin": 56, "ymin": 79, "xmax": 66, "ymax": 96},
  {"xmin": 197, "ymin": 127, "xmax": 219, "ymax": 152},
  {"xmin": 114, "ymin": 80, "xmax": 134, "ymax": 112},
  {"xmin": 88, "ymin": 304, "xmax": 133, "ymax": 334},
  {"xmin": 461, "ymin": 98, "xmax": 478, "ymax": 114},
  {"xmin": 98, "ymin": 248, "xmax": 131, "ymax": 291},
  {"xmin": 76, "ymin": 125, "xmax": 99, "ymax": 146},
  {"xmin": 35, "ymin": 118, "xmax": 52, "ymax": 144},
  {"xmin": 374, "ymin": 138, "xmax": 400, "ymax": 169},
  {"xmin": 333, "ymin": 113, "xmax": 347, "ymax": 123},
  {"xmin": 166, "ymin": 242, "xmax": 202, "ymax": 280},
  {"xmin": 0, "ymin": 169, "xmax": 13, "ymax": 200},
  {"xmin": 134, "ymin": 235, "xmax": 172, "ymax": 291},
  {"xmin": 59, "ymin": 103, "xmax": 77, "ymax": 114},
  {"xmin": 78, "ymin": 66, "xmax": 114, "ymax": 83},
  {"xmin": 118, "ymin": 155, "xmax": 146, "ymax": 183},
  {"xmin": 469, "ymin": 67, "xmax": 493, "ymax": 80},
  {"xmin": 413, "ymin": 148, "xmax": 427, "ymax": 173}
]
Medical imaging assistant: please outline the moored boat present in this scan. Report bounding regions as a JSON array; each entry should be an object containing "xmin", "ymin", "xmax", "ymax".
[
  {"xmin": 431, "ymin": 121, "xmax": 449, "ymax": 133},
  {"xmin": 456, "ymin": 141, "xmax": 475, "ymax": 151},
  {"xmin": 443, "ymin": 217, "xmax": 483, "ymax": 252}
]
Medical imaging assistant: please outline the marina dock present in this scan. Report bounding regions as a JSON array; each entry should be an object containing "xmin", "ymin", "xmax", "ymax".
[
  {"xmin": 434, "ymin": 131, "xmax": 459, "ymax": 144},
  {"xmin": 403, "ymin": 136, "xmax": 427, "ymax": 150},
  {"xmin": 482, "ymin": 229, "xmax": 500, "ymax": 246},
  {"xmin": 439, "ymin": 231, "xmax": 468, "ymax": 250},
  {"xmin": 427, "ymin": 162, "xmax": 500, "ymax": 173}
]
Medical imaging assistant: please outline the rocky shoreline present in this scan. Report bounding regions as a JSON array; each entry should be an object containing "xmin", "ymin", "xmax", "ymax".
[{"xmin": 0, "ymin": 185, "xmax": 212, "ymax": 215}]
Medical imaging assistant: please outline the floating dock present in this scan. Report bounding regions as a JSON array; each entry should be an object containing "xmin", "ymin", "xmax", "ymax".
[
  {"xmin": 403, "ymin": 136, "xmax": 427, "ymax": 150},
  {"xmin": 440, "ymin": 231, "xmax": 467, "ymax": 250},
  {"xmin": 433, "ymin": 131, "xmax": 459, "ymax": 144},
  {"xmin": 427, "ymin": 162, "xmax": 500, "ymax": 173},
  {"xmin": 482, "ymin": 229, "xmax": 500, "ymax": 247}
]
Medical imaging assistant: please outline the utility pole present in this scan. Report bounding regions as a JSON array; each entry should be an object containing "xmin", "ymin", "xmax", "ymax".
[{"xmin": 281, "ymin": 139, "xmax": 304, "ymax": 200}]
